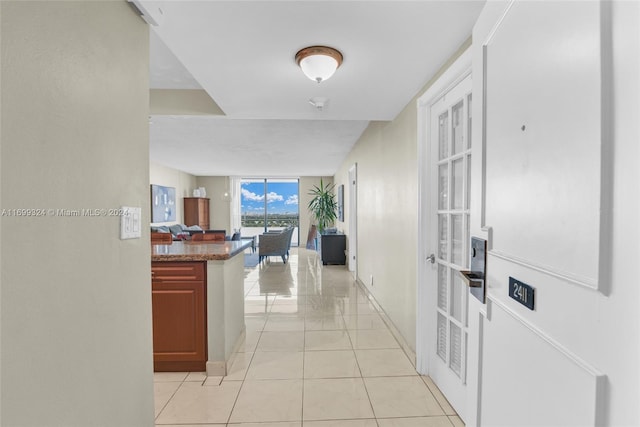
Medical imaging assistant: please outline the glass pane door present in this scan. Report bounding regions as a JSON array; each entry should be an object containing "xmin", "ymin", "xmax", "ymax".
[
  {"xmin": 435, "ymin": 92, "xmax": 471, "ymax": 383},
  {"xmin": 266, "ymin": 180, "xmax": 299, "ymax": 247},
  {"xmin": 240, "ymin": 179, "xmax": 267, "ymax": 240},
  {"xmin": 241, "ymin": 179, "xmax": 299, "ymax": 246}
]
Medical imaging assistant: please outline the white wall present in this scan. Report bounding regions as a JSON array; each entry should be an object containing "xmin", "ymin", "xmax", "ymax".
[
  {"xmin": 196, "ymin": 176, "xmax": 231, "ymax": 231},
  {"xmin": 598, "ymin": 4, "xmax": 640, "ymax": 423},
  {"xmin": 299, "ymin": 176, "xmax": 333, "ymax": 247},
  {"xmin": 334, "ymin": 40, "xmax": 472, "ymax": 352},
  {"xmin": 1, "ymin": 2, "xmax": 154, "ymax": 426},
  {"xmin": 150, "ymin": 89, "xmax": 224, "ymax": 116},
  {"xmin": 468, "ymin": 1, "xmax": 639, "ymax": 426},
  {"xmin": 334, "ymin": 121, "xmax": 418, "ymax": 349},
  {"xmin": 150, "ymin": 161, "xmax": 197, "ymax": 225},
  {"xmin": 0, "ymin": 2, "xmax": 4, "ymax": 421}
]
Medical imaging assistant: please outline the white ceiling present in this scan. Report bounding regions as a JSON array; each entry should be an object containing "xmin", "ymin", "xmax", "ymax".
[{"xmin": 145, "ymin": 0, "xmax": 485, "ymax": 176}]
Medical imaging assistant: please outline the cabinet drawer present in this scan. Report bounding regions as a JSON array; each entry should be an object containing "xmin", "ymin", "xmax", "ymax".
[{"xmin": 152, "ymin": 261, "xmax": 205, "ymax": 282}]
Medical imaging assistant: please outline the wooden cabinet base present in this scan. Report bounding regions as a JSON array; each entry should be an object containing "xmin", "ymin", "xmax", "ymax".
[
  {"xmin": 154, "ymin": 360, "xmax": 206, "ymax": 372},
  {"xmin": 152, "ymin": 261, "xmax": 207, "ymax": 372}
]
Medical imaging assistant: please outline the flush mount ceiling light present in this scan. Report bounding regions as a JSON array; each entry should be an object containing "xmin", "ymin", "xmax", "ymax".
[{"xmin": 295, "ymin": 46, "xmax": 343, "ymax": 83}]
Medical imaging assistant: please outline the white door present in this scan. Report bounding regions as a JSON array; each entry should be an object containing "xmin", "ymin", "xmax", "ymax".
[
  {"xmin": 468, "ymin": 3, "xmax": 615, "ymax": 426},
  {"xmin": 426, "ymin": 74, "xmax": 472, "ymax": 419}
]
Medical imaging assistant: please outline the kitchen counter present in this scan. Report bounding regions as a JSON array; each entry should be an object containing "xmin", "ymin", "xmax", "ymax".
[
  {"xmin": 151, "ymin": 239, "xmax": 251, "ymax": 376},
  {"xmin": 151, "ymin": 240, "xmax": 253, "ymax": 262}
]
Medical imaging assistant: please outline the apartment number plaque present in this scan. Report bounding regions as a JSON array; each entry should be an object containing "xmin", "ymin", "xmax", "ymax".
[{"xmin": 509, "ymin": 277, "xmax": 535, "ymax": 310}]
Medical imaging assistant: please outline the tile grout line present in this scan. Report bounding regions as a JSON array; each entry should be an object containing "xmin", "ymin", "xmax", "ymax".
[
  {"xmin": 420, "ymin": 375, "xmax": 456, "ymax": 416},
  {"xmin": 353, "ymin": 278, "xmax": 418, "ymax": 367},
  {"xmin": 204, "ymin": 249, "xmax": 452, "ymax": 426},
  {"xmin": 301, "ymin": 270, "xmax": 307, "ymax": 425},
  {"xmin": 236, "ymin": 276, "xmax": 260, "ymax": 423},
  {"xmin": 225, "ymin": 276, "xmax": 263, "ymax": 426},
  {"xmin": 350, "ymin": 277, "xmax": 445, "ymax": 424},
  {"xmin": 157, "ymin": 371, "xmax": 195, "ymax": 423},
  {"xmin": 344, "ymin": 285, "xmax": 384, "ymax": 425},
  {"xmin": 153, "ymin": 376, "xmax": 185, "ymax": 423}
]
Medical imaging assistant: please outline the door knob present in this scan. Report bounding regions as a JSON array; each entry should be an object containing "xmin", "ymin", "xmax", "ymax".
[{"xmin": 427, "ymin": 254, "xmax": 435, "ymax": 264}]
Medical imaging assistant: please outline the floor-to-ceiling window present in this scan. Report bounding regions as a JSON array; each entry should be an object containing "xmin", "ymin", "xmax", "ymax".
[{"xmin": 240, "ymin": 178, "xmax": 299, "ymax": 246}]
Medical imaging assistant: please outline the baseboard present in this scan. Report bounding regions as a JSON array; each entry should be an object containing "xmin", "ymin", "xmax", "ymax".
[
  {"xmin": 205, "ymin": 360, "xmax": 226, "ymax": 376},
  {"xmin": 354, "ymin": 278, "xmax": 417, "ymax": 367},
  {"xmin": 206, "ymin": 327, "xmax": 247, "ymax": 377}
]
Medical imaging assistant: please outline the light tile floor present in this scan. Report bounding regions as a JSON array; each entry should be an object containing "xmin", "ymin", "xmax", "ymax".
[{"xmin": 155, "ymin": 248, "xmax": 463, "ymax": 427}]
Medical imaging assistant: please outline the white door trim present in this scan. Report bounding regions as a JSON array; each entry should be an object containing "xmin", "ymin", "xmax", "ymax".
[
  {"xmin": 348, "ymin": 164, "xmax": 357, "ymax": 275},
  {"xmin": 417, "ymin": 47, "xmax": 472, "ymax": 376}
]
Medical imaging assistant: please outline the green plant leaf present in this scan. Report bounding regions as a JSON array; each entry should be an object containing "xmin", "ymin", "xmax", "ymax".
[{"xmin": 307, "ymin": 178, "xmax": 337, "ymax": 232}]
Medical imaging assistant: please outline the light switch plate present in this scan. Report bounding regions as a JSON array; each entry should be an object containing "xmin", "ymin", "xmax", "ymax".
[{"xmin": 120, "ymin": 206, "xmax": 142, "ymax": 239}]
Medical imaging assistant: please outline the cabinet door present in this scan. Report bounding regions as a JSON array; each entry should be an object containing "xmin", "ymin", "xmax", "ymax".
[
  {"xmin": 198, "ymin": 199, "xmax": 210, "ymax": 229},
  {"xmin": 184, "ymin": 198, "xmax": 210, "ymax": 229},
  {"xmin": 321, "ymin": 234, "xmax": 346, "ymax": 265},
  {"xmin": 152, "ymin": 278, "xmax": 207, "ymax": 372}
]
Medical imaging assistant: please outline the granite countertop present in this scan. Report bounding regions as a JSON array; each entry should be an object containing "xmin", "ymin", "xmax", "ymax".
[{"xmin": 151, "ymin": 240, "xmax": 252, "ymax": 262}]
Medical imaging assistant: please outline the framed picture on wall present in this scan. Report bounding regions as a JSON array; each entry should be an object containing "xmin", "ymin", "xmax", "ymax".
[
  {"xmin": 151, "ymin": 184, "xmax": 176, "ymax": 222},
  {"xmin": 337, "ymin": 184, "xmax": 344, "ymax": 222}
]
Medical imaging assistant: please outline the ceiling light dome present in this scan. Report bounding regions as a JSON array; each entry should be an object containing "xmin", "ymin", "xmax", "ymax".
[{"xmin": 295, "ymin": 46, "xmax": 343, "ymax": 83}]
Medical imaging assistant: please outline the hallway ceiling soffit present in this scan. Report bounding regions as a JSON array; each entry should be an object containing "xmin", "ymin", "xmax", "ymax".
[{"xmin": 145, "ymin": 0, "xmax": 485, "ymax": 176}]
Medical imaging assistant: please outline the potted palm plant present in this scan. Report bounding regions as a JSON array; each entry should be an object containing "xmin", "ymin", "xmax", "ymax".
[{"xmin": 307, "ymin": 179, "xmax": 337, "ymax": 233}]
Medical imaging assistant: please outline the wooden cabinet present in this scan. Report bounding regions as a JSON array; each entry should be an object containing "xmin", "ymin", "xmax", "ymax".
[
  {"xmin": 151, "ymin": 261, "xmax": 207, "ymax": 372},
  {"xmin": 183, "ymin": 197, "xmax": 210, "ymax": 229},
  {"xmin": 321, "ymin": 233, "xmax": 346, "ymax": 265}
]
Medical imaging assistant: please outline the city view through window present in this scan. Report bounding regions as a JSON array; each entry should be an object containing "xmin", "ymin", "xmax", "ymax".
[{"xmin": 240, "ymin": 179, "xmax": 299, "ymax": 246}]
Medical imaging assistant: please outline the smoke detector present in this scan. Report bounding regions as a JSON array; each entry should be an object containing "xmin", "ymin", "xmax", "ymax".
[{"xmin": 309, "ymin": 97, "xmax": 329, "ymax": 111}]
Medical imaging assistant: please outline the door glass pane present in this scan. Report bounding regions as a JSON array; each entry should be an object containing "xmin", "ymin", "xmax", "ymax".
[
  {"xmin": 241, "ymin": 179, "xmax": 266, "ymax": 238},
  {"xmin": 451, "ymin": 214, "xmax": 463, "ymax": 266},
  {"xmin": 450, "ymin": 322, "xmax": 462, "ymax": 377},
  {"xmin": 465, "ymin": 214, "xmax": 470, "ymax": 269},
  {"xmin": 464, "ymin": 283, "xmax": 470, "ymax": 327},
  {"xmin": 451, "ymin": 270, "xmax": 463, "ymax": 321},
  {"xmin": 452, "ymin": 100, "xmax": 464, "ymax": 155},
  {"xmin": 466, "ymin": 155, "xmax": 471, "ymax": 210},
  {"xmin": 438, "ymin": 265, "xmax": 447, "ymax": 311},
  {"xmin": 452, "ymin": 158, "xmax": 464, "ymax": 210},
  {"xmin": 438, "ymin": 215, "xmax": 448, "ymax": 261},
  {"xmin": 439, "ymin": 111, "xmax": 449, "ymax": 160},
  {"xmin": 266, "ymin": 179, "xmax": 299, "ymax": 246},
  {"xmin": 437, "ymin": 312, "xmax": 447, "ymax": 362},
  {"xmin": 438, "ymin": 164, "xmax": 448, "ymax": 209},
  {"xmin": 467, "ymin": 94, "xmax": 472, "ymax": 149},
  {"xmin": 242, "ymin": 179, "xmax": 299, "ymax": 246}
]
